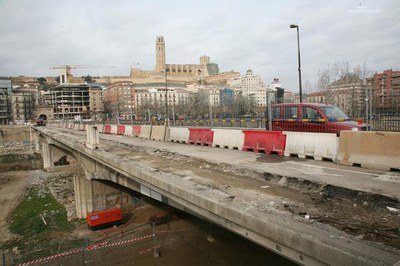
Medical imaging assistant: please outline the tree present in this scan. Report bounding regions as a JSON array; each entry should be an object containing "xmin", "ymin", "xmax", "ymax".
[
  {"xmin": 37, "ymin": 77, "xmax": 47, "ymax": 85},
  {"xmin": 317, "ymin": 62, "xmax": 371, "ymax": 117},
  {"xmin": 83, "ymin": 75, "xmax": 95, "ymax": 83},
  {"xmin": 37, "ymin": 77, "xmax": 51, "ymax": 91}
]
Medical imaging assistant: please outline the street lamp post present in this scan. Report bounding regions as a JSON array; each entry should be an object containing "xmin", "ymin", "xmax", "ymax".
[
  {"xmin": 164, "ymin": 68, "xmax": 168, "ymax": 124},
  {"xmin": 290, "ymin": 24, "xmax": 303, "ymax": 103}
]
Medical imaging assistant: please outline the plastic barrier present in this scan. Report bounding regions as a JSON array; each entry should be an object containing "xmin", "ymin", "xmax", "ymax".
[
  {"xmin": 110, "ymin": 125, "xmax": 118, "ymax": 135},
  {"xmin": 117, "ymin": 125, "xmax": 126, "ymax": 135},
  {"xmin": 188, "ymin": 128, "xmax": 214, "ymax": 146},
  {"xmin": 73, "ymin": 124, "xmax": 79, "ymax": 131},
  {"xmin": 169, "ymin": 127, "xmax": 189, "ymax": 143},
  {"xmin": 151, "ymin": 126, "xmax": 167, "ymax": 141},
  {"xmin": 139, "ymin": 125, "xmax": 152, "ymax": 139},
  {"xmin": 242, "ymin": 130, "xmax": 286, "ymax": 155},
  {"xmin": 95, "ymin": 124, "xmax": 104, "ymax": 133},
  {"xmin": 336, "ymin": 131, "xmax": 400, "ymax": 171},
  {"xmin": 283, "ymin": 132, "xmax": 339, "ymax": 161},
  {"xmin": 124, "ymin": 125, "xmax": 133, "ymax": 136},
  {"xmin": 132, "ymin": 126, "xmax": 141, "ymax": 137},
  {"xmin": 78, "ymin": 124, "xmax": 86, "ymax": 131},
  {"xmin": 212, "ymin": 128, "xmax": 244, "ymax": 150},
  {"xmin": 103, "ymin": 124, "xmax": 112, "ymax": 134}
]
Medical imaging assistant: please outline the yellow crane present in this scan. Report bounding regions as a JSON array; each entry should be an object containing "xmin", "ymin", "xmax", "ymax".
[{"xmin": 50, "ymin": 65, "xmax": 117, "ymax": 84}]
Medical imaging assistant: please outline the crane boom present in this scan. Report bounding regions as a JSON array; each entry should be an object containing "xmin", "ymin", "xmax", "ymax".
[{"xmin": 49, "ymin": 65, "xmax": 117, "ymax": 84}]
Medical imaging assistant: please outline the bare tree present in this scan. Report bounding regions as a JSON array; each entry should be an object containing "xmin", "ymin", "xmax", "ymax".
[{"xmin": 317, "ymin": 62, "xmax": 370, "ymax": 117}]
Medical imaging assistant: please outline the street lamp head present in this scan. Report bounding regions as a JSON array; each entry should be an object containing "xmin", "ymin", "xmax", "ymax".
[{"xmin": 290, "ymin": 24, "xmax": 298, "ymax": 28}]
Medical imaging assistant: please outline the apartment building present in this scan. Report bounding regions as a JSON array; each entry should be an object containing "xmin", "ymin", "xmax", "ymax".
[
  {"xmin": 11, "ymin": 86, "xmax": 37, "ymax": 124},
  {"xmin": 0, "ymin": 79, "xmax": 12, "ymax": 125},
  {"xmin": 232, "ymin": 69, "xmax": 267, "ymax": 107},
  {"xmin": 103, "ymin": 81, "xmax": 135, "ymax": 119},
  {"xmin": 367, "ymin": 69, "xmax": 400, "ymax": 112}
]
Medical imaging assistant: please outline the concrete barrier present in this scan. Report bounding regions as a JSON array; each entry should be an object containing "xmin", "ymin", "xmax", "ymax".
[
  {"xmin": 188, "ymin": 128, "xmax": 213, "ymax": 146},
  {"xmin": 242, "ymin": 130, "xmax": 286, "ymax": 155},
  {"xmin": 124, "ymin": 125, "xmax": 133, "ymax": 137},
  {"xmin": 139, "ymin": 125, "xmax": 152, "ymax": 139},
  {"xmin": 212, "ymin": 128, "xmax": 244, "ymax": 150},
  {"xmin": 110, "ymin": 125, "xmax": 118, "ymax": 135},
  {"xmin": 169, "ymin": 127, "xmax": 189, "ymax": 143},
  {"xmin": 336, "ymin": 131, "xmax": 400, "ymax": 171},
  {"xmin": 95, "ymin": 124, "xmax": 104, "ymax": 133},
  {"xmin": 151, "ymin": 126, "xmax": 167, "ymax": 141},
  {"xmin": 283, "ymin": 132, "xmax": 339, "ymax": 161}
]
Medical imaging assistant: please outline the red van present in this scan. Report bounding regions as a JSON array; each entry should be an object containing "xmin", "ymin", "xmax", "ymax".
[{"xmin": 265, "ymin": 103, "xmax": 370, "ymax": 134}]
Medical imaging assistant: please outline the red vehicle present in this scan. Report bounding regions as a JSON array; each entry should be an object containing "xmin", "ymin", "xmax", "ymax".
[
  {"xmin": 87, "ymin": 207, "xmax": 123, "ymax": 230},
  {"xmin": 265, "ymin": 103, "xmax": 370, "ymax": 134}
]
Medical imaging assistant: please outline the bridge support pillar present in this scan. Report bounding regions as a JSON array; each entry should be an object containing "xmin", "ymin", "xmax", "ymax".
[
  {"xmin": 42, "ymin": 142, "xmax": 53, "ymax": 169},
  {"xmin": 74, "ymin": 176, "xmax": 94, "ymax": 219},
  {"xmin": 30, "ymin": 128, "xmax": 40, "ymax": 152},
  {"xmin": 86, "ymin": 125, "xmax": 99, "ymax": 149}
]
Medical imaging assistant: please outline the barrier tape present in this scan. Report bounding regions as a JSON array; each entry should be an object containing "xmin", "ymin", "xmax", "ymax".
[
  {"xmin": 17, "ymin": 248, "xmax": 84, "ymax": 266},
  {"xmin": 139, "ymin": 245, "xmax": 161, "ymax": 255},
  {"xmin": 17, "ymin": 234, "xmax": 154, "ymax": 266}
]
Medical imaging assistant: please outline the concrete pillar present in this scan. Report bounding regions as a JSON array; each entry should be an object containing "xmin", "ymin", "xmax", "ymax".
[
  {"xmin": 74, "ymin": 176, "xmax": 94, "ymax": 219},
  {"xmin": 42, "ymin": 142, "xmax": 52, "ymax": 169},
  {"xmin": 30, "ymin": 129, "xmax": 40, "ymax": 152},
  {"xmin": 86, "ymin": 125, "xmax": 99, "ymax": 149}
]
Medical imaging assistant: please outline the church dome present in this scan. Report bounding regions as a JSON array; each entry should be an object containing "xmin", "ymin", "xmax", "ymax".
[{"xmin": 246, "ymin": 69, "xmax": 253, "ymax": 76}]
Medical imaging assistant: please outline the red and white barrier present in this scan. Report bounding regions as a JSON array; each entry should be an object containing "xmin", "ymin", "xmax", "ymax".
[
  {"xmin": 188, "ymin": 128, "xmax": 214, "ymax": 146},
  {"xmin": 169, "ymin": 127, "xmax": 189, "ymax": 143},
  {"xmin": 283, "ymin": 132, "xmax": 338, "ymax": 161},
  {"xmin": 212, "ymin": 128, "xmax": 244, "ymax": 150},
  {"xmin": 242, "ymin": 130, "xmax": 286, "ymax": 155}
]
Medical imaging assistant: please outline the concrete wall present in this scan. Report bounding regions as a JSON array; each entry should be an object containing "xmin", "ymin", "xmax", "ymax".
[{"xmin": 0, "ymin": 126, "xmax": 30, "ymax": 144}]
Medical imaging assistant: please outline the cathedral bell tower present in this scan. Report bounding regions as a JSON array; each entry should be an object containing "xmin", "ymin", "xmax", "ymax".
[{"xmin": 155, "ymin": 36, "xmax": 166, "ymax": 72}]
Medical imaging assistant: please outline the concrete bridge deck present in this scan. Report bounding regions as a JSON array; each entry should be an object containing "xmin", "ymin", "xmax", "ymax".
[{"xmin": 34, "ymin": 127, "xmax": 400, "ymax": 266}]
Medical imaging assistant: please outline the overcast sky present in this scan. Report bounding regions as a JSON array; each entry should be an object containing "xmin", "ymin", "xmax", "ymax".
[{"xmin": 0, "ymin": 0, "xmax": 399, "ymax": 92}]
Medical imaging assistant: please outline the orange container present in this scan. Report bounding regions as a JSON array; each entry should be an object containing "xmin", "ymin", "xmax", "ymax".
[{"xmin": 87, "ymin": 207, "xmax": 122, "ymax": 229}]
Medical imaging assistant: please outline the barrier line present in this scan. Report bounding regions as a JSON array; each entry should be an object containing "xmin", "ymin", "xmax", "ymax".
[
  {"xmin": 139, "ymin": 245, "xmax": 161, "ymax": 255},
  {"xmin": 17, "ymin": 234, "xmax": 154, "ymax": 266}
]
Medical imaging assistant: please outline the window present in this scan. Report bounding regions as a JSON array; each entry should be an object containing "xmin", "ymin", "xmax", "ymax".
[
  {"xmin": 271, "ymin": 107, "xmax": 280, "ymax": 119},
  {"xmin": 283, "ymin": 107, "xmax": 298, "ymax": 119},
  {"xmin": 302, "ymin": 107, "xmax": 320, "ymax": 119}
]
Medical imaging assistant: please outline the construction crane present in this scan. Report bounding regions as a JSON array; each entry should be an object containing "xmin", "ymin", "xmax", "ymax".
[{"xmin": 50, "ymin": 65, "xmax": 117, "ymax": 84}]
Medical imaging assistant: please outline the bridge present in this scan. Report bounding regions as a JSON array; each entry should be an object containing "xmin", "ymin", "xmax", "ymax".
[{"xmin": 30, "ymin": 124, "xmax": 400, "ymax": 266}]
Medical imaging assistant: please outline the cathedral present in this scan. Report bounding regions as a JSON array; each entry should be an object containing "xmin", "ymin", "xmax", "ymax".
[{"xmin": 129, "ymin": 36, "xmax": 221, "ymax": 83}]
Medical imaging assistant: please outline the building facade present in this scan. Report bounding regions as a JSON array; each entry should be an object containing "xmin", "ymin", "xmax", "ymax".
[
  {"xmin": 11, "ymin": 86, "xmax": 37, "ymax": 124},
  {"xmin": 366, "ymin": 69, "xmax": 400, "ymax": 113},
  {"xmin": 0, "ymin": 79, "xmax": 12, "ymax": 125},
  {"xmin": 103, "ymin": 81, "xmax": 135, "ymax": 120},
  {"xmin": 232, "ymin": 69, "xmax": 267, "ymax": 107},
  {"xmin": 43, "ymin": 83, "xmax": 103, "ymax": 120}
]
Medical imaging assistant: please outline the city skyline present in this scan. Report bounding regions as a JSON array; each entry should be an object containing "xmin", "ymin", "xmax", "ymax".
[{"xmin": 0, "ymin": 0, "xmax": 399, "ymax": 92}]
